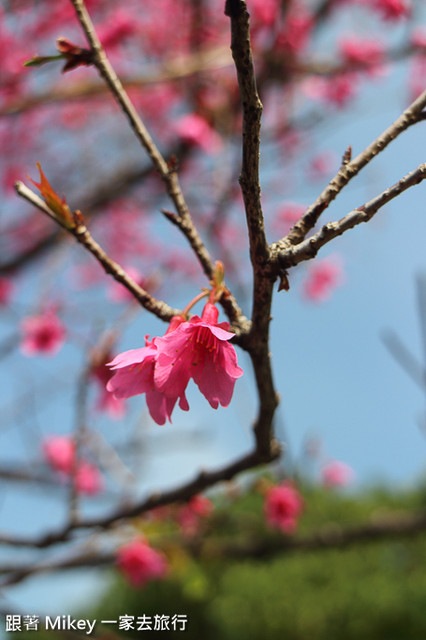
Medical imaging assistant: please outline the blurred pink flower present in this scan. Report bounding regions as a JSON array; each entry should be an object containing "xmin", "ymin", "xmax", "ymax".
[
  {"xmin": 339, "ymin": 36, "xmax": 385, "ymax": 74},
  {"xmin": 304, "ymin": 74, "xmax": 358, "ymax": 108},
  {"xmin": 97, "ymin": 9, "xmax": 139, "ymax": 49},
  {"xmin": 264, "ymin": 482, "xmax": 304, "ymax": 534},
  {"xmin": 74, "ymin": 461, "xmax": 104, "ymax": 495},
  {"xmin": 42, "ymin": 435, "xmax": 104, "ymax": 495},
  {"xmin": 154, "ymin": 303, "xmax": 243, "ymax": 410},
  {"xmin": 276, "ymin": 10, "xmax": 313, "ymax": 55},
  {"xmin": 174, "ymin": 113, "xmax": 222, "ymax": 153},
  {"xmin": 321, "ymin": 461, "xmax": 354, "ymax": 488},
  {"xmin": 20, "ymin": 310, "xmax": 66, "ymax": 356},
  {"xmin": 116, "ymin": 539, "xmax": 168, "ymax": 587},
  {"xmin": 250, "ymin": 0, "xmax": 280, "ymax": 27},
  {"xmin": 43, "ymin": 435, "xmax": 75, "ymax": 474},
  {"xmin": 177, "ymin": 495, "xmax": 214, "ymax": 536},
  {"xmin": 374, "ymin": 0, "xmax": 411, "ymax": 20},
  {"xmin": 0, "ymin": 277, "xmax": 14, "ymax": 305},
  {"xmin": 303, "ymin": 258, "xmax": 344, "ymax": 303}
]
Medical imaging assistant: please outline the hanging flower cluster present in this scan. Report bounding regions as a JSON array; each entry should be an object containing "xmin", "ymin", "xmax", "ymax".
[{"xmin": 107, "ymin": 270, "xmax": 243, "ymax": 425}]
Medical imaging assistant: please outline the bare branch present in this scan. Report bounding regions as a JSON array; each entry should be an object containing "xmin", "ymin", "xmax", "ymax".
[
  {"xmin": 2, "ymin": 507, "xmax": 426, "ymax": 588},
  {"xmin": 68, "ymin": 0, "xmax": 246, "ymax": 328},
  {"xmin": 273, "ymin": 163, "xmax": 426, "ymax": 270},
  {"xmin": 0, "ymin": 446, "xmax": 280, "ymax": 549},
  {"xmin": 201, "ymin": 508, "xmax": 426, "ymax": 560},
  {"xmin": 0, "ymin": 46, "xmax": 232, "ymax": 118},
  {"xmin": 272, "ymin": 90, "xmax": 426, "ymax": 251},
  {"xmin": 225, "ymin": 0, "xmax": 269, "ymax": 267},
  {"xmin": 382, "ymin": 330, "xmax": 426, "ymax": 391},
  {"xmin": 224, "ymin": 0, "xmax": 279, "ymax": 456},
  {"xmin": 15, "ymin": 181, "xmax": 181, "ymax": 322}
]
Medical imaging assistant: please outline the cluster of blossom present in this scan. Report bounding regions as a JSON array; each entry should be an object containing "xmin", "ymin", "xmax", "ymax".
[
  {"xmin": 116, "ymin": 469, "xmax": 356, "ymax": 589},
  {"xmin": 146, "ymin": 494, "xmax": 214, "ymax": 537},
  {"xmin": 264, "ymin": 481, "xmax": 304, "ymax": 534},
  {"xmin": 42, "ymin": 434, "xmax": 103, "ymax": 495},
  {"xmin": 107, "ymin": 301, "xmax": 243, "ymax": 425},
  {"xmin": 20, "ymin": 309, "xmax": 66, "ymax": 357},
  {"xmin": 116, "ymin": 538, "xmax": 168, "ymax": 587},
  {"xmin": 175, "ymin": 495, "xmax": 214, "ymax": 536}
]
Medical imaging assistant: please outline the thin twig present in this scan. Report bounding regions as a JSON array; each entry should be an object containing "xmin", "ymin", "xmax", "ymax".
[
  {"xmin": 271, "ymin": 90, "xmax": 426, "ymax": 251},
  {"xmin": 15, "ymin": 181, "xmax": 181, "ymax": 322},
  {"xmin": 69, "ymin": 0, "xmax": 246, "ymax": 328},
  {"xmin": 382, "ymin": 330, "xmax": 426, "ymax": 391},
  {"xmin": 273, "ymin": 163, "xmax": 426, "ymax": 270}
]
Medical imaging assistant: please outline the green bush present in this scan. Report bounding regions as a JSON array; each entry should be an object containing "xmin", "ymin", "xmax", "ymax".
[{"xmin": 16, "ymin": 483, "xmax": 426, "ymax": 639}]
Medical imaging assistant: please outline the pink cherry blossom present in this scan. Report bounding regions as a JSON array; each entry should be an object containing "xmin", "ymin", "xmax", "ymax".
[
  {"xmin": 43, "ymin": 435, "xmax": 75, "ymax": 474},
  {"xmin": 42, "ymin": 435, "xmax": 104, "ymax": 495},
  {"xmin": 116, "ymin": 538, "xmax": 168, "ymax": 587},
  {"xmin": 302, "ymin": 257, "xmax": 344, "ymax": 303},
  {"xmin": 74, "ymin": 461, "xmax": 104, "ymax": 495},
  {"xmin": 276, "ymin": 10, "xmax": 313, "ymax": 55},
  {"xmin": 107, "ymin": 332, "xmax": 189, "ymax": 425},
  {"xmin": 250, "ymin": 0, "xmax": 280, "ymax": 28},
  {"xmin": 374, "ymin": 0, "xmax": 411, "ymax": 21},
  {"xmin": 177, "ymin": 495, "xmax": 214, "ymax": 536},
  {"xmin": 305, "ymin": 74, "xmax": 358, "ymax": 109},
  {"xmin": 321, "ymin": 460, "xmax": 354, "ymax": 488},
  {"xmin": 264, "ymin": 482, "xmax": 304, "ymax": 534},
  {"xmin": 20, "ymin": 310, "xmax": 66, "ymax": 356},
  {"xmin": 339, "ymin": 37, "xmax": 385, "ymax": 77},
  {"xmin": 154, "ymin": 303, "xmax": 243, "ymax": 410},
  {"xmin": 174, "ymin": 113, "xmax": 222, "ymax": 153},
  {"xmin": 96, "ymin": 9, "xmax": 140, "ymax": 50}
]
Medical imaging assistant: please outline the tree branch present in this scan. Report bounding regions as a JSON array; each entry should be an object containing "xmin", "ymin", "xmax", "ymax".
[
  {"xmin": 224, "ymin": 0, "xmax": 279, "ymax": 456},
  {"xmin": 201, "ymin": 508, "xmax": 426, "ymax": 559},
  {"xmin": 69, "ymin": 0, "xmax": 245, "ymax": 328},
  {"xmin": 0, "ymin": 446, "xmax": 280, "ymax": 549},
  {"xmin": 271, "ymin": 90, "xmax": 426, "ymax": 251},
  {"xmin": 224, "ymin": 0, "xmax": 269, "ymax": 268},
  {"xmin": 2, "ymin": 507, "xmax": 426, "ymax": 588},
  {"xmin": 273, "ymin": 163, "xmax": 426, "ymax": 270},
  {"xmin": 14, "ymin": 181, "xmax": 181, "ymax": 322}
]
